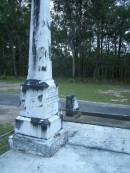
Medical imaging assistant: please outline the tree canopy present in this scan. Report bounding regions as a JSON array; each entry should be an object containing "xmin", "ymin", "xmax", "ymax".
[{"xmin": 0, "ymin": 0, "xmax": 130, "ymax": 81}]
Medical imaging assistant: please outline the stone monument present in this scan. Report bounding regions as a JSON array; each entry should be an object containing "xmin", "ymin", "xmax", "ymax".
[
  {"xmin": 66, "ymin": 95, "xmax": 80, "ymax": 116},
  {"xmin": 9, "ymin": 0, "xmax": 68, "ymax": 157}
]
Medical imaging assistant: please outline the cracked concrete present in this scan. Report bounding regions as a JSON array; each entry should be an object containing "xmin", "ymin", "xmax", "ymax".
[{"xmin": 0, "ymin": 122, "xmax": 130, "ymax": 173}]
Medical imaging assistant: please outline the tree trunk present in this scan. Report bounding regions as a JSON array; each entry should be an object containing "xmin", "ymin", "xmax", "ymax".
[
  {"xmin": 10, "ymin": 42, "xmax": 18, "ymax": 77},
  {"xmin": 18, "ymin": 36, "xmax": 23, "ymax": 75},
  {"xmin": 72, "ymin": 56, "xmax": 75, "ymax": 79},
  {"xmin": 118, "ymin": 36, "xmax": 122, "ymax": 57},
  {"xmin": 100, "ymin": 21, "xmax": 104, "ymax": 55},
  {"xmin": 96, "ymin": 23, "xmax": 100, "ymax": 56},
  {"xmin": 71, "ymin": 42, "xmax": 76, "ymax": 79}
]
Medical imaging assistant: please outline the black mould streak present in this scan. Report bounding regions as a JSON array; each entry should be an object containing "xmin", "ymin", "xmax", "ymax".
[
  {"xmin": 31, "ymin": 118, "xmax": 50, "ymax": 131},
  {"xmin": 21, "ymin": 99, "xmax": 25, "ymax": 103},
  {"xmin": 22, "ymin": 79, "xmax": 49, "ymax": 92},
  {"xmin": 16, "ymin": 119, "xmax": 24, "ymax": 130},
  {"xmin": 38, "ymin": 95, "xmax": 43, "ymax": 102},
  {"xmin": 32, "ymin": 31, "xmax": 37, "ymax": 67},
  {"xmin": 34, "ymin": 0, "xmax": 40, "ymax": 27},
  {"xmin": 45, "ymin": 51, "xmax": 47, "ymax": 58},
  {"xmin": 41, "ymin": 119, "xmax": 50, "ymax": 131},
  {"xmin": 31, "ymin": 117, "xmax": 40, "ymax": 126},
  {"xmin": 42, "ymin": 20, "xmax": 45, "ymax": 27},
  {"xmin": 41, "ymin": 66, "xmax": 47, "ymax": 71},
  {"xmin": 60, "ymin": 114, "xmax": 63, "ymax": 129},
  {"xmin": 39, "ymin": 105, "xmax": 43, "ymax": 107},
  {"xmin": 32, "ymin": 0, "xmax": 40, "ymax": 68},
  {"xmin": 47, "ymin": 21, "xmax": 51, "ymax": 30},
  {"xmin": 60, "ymin": 114, "xmax": 64, "ymax": 121},
  {"xmin": 39, "ymin": 57, "xmax": 42, "ymax": 61}
]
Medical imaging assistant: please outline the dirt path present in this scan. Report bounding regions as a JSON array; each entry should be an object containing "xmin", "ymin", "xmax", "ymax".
[
  {"xmin": 0, "ymin": 105, "xmax": 19, "ymax": 125},
  {"xmin": 0, "ymin": 83, "xmax": 20, "ymax": 92}
]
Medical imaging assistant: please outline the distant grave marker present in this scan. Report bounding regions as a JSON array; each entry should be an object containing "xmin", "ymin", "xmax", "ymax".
[{"xmin": 66, "ymin": 95, "xmax": 80, "ymax": 116}]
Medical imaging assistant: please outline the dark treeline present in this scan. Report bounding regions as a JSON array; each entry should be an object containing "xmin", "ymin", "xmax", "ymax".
[
  {"xmin": 0, "ymin": 0, "xmax": 30, "ymax": 77},
  {"xmin": 0, "ymin": 0, "xmax": 130, "ymax": 81},
  {"xmin": 52, "ymin": 0, "xmax": 130, "ymax": 81}
]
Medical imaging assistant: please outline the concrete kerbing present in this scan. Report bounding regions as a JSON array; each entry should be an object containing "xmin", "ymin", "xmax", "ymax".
[{"xmin": 9, "ymin": 130, "xmax": 68, "ymax": 157}]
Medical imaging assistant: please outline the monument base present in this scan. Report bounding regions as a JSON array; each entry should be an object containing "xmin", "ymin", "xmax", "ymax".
[{"xmin": 9, "ymin": 130, "xmax": 68, "ymax": 157}]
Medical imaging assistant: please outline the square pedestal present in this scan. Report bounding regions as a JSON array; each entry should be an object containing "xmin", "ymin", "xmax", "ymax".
[
  {"xmin": 15, "ymin": 115, "xmax": 62, "ymax": 139},
  {"xmin": 9, "ymin": 130, "xmax": 68, "ymax": 157}
]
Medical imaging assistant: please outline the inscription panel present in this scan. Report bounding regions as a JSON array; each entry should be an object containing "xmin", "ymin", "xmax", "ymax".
[{"xmin": 46, "ymin": 87, "xmax": 58, "ymax": 114}]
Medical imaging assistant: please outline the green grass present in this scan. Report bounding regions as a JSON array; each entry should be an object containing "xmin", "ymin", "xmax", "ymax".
[
  {"xmin": 0, "ymin": 77, "xmax": 130, "ymax": 105},
  {"xmin": 0, "ymin": 76, "xmax": 25, "ymax": 83},
  {"xmin": 0, "ymin": 124, "xmax": 13, "ymax": 155},
  {"xmin": 1, "ymin": 89, "xmax": 20, "ymax": 93},
  {"xmin": 58, "ymin": 79, "xmax": 130, "ymax": 105}
]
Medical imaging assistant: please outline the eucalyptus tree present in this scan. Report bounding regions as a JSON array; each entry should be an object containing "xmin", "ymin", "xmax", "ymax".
[
  {"xmin": 52, "ymin": 0, "xmax": 93, "ymax": 78},
  {"xmin": 0, "ymin": 0, "xmax": 30, "ymax": 76}
]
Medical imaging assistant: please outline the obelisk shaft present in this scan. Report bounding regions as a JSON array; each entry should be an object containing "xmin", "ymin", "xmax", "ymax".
[
  {"xmin": 9, "ymin": 0, "xmax": 68, "ymax": 157},
  {"xmin": 28, "ymin": 0, "xmax": 52, "ymax": 81}
]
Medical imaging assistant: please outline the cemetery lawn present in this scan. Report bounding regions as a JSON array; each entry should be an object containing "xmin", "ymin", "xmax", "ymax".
[
  {"xmin": 0, "ymin": 76, "xmax": 25, "ymax": 83},
  {"xmin": 0, "ymin": 77, "xmax": 130, "ymax": 105},
  {"xmin": 58, "ymin": 79, "xmax": 130, "ymax": 105},
  {"xmin": 0, "ymin": 124, "xmax": 13, "ymax": 155}
]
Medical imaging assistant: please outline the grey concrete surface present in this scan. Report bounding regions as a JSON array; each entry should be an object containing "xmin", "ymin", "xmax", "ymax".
[
  {"xmin": 64, "ymin": 122, "xmax": 130, "ymax": 154},
  {"xmin": 0, "ymin": 122, "xmax": 130, "ymax": 173}
]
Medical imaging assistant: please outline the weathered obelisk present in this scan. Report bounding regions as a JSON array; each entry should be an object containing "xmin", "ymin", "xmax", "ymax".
[{"xmin": 9, "ymin": 0, "xmax": 68, "ymax": 157}]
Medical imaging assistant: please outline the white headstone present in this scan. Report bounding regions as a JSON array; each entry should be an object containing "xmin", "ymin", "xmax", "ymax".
[{"xmin": 9, "ymin": 0, "xmax": 68, "ymax": 157}]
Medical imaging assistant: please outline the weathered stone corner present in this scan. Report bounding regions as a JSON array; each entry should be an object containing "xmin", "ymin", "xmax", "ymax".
[{"xmin": 9, "ymin": 130, "xmax": 68, "ymax": 157}]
